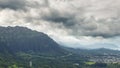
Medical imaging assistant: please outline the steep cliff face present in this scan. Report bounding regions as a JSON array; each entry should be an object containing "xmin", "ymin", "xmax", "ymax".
[{"xmin": 0, "ymin": 26, "xmax": 67, "ymax": 56}]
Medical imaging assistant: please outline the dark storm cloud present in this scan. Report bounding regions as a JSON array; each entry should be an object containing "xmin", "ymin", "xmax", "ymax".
[
  {"xmin": 0, "ymin": 0, "xmax": 27, "ymax": 10},
  {"xmin": 42, "ymin": 10, "xmax": 76, "ymax": 26},
  {"xmin": 27, "ymin": 0, "xmax": 49, "ymax": 8},
  {"xmin": 42, "ymin": 9, "xmax": 120, "ymax": 38}
]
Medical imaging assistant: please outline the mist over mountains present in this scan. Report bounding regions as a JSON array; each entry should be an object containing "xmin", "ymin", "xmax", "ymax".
[
  {"xmin": 0, "ymin": 0, "xmax": 120, "ymax": 68},
  {"xmin": 0, "ymin": 26, "xmax": 120, "ymax": 68}
]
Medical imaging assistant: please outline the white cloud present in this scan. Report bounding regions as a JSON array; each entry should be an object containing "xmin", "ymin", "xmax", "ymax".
[{"xmin": 0, "ymin": 0, "xmax": 120, "ymax": 49}]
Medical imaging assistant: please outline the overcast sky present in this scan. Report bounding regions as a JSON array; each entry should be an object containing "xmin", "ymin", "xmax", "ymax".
[{"xmin": 0, "ymin": 0, "xmax": 120, "ymax": 49}]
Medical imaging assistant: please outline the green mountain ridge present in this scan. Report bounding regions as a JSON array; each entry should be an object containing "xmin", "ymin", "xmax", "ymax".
[
  {"xmin": 0, "ymin": 26, "xmax": 120, "ymax": 68},
  {"xmin": 0, "ymin": 26, "xmax": 67, "ymax": 56}
]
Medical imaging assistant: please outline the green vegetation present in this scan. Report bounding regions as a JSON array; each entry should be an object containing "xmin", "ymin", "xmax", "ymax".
[
  {"xmin": 0, "ymin": 53, "xmax": 120, "ymax": 68},
  {"xmin": 85, "ymin": 62, "xmax": 96, "ymax": 65},
  {"xmin": 0, "ymin": 26, "xmax": 120, "ymax": 68}
]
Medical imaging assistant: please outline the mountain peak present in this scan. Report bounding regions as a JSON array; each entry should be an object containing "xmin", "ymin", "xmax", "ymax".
[{"xmin": 0, "ymin": 26, "xmax": 67, "ymax": 56}]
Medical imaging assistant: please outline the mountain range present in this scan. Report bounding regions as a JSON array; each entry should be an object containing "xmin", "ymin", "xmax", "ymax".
[{"xmin": 0, "ymin": 26, "xmax": 120, "ymax": 68}]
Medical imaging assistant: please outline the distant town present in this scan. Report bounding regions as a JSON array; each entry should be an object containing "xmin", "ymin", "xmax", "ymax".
[{"xmin": 89, "ymin": 53, "xmax": 120, "ymax": 63}]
